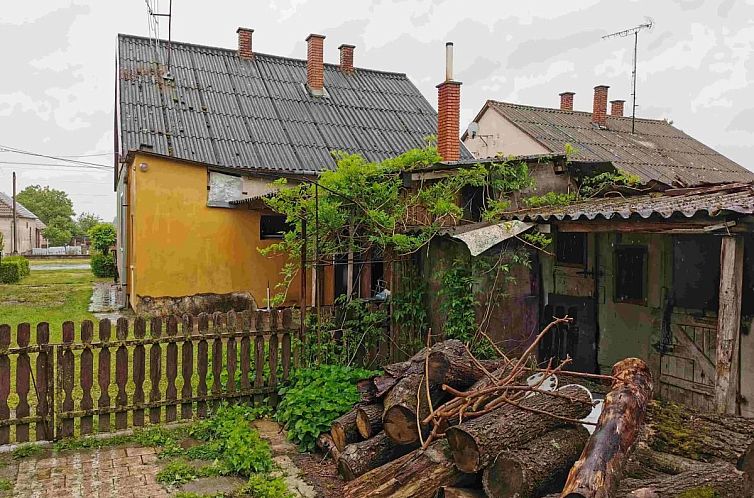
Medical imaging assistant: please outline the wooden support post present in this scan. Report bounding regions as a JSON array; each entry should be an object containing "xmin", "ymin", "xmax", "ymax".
[{"xmin": 715, "ymin": 235, "xmax": 745, "ymax": 415}]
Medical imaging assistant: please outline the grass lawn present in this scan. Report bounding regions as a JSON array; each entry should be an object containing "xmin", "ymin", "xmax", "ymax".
[
  {"xmin": 28, "ymin": 258, "xmax": 91, "ymax": 266},
  {"xmin": 0, "ymin": 264, "xmax": 107, "ymax": 342}
]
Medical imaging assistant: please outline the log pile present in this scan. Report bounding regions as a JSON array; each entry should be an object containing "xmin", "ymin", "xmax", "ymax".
[{"xmin": 313, "ymin": 317, "xmax": 754, "ymax": 497}]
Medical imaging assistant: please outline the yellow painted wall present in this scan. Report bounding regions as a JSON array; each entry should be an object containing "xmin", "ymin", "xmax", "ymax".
[{"xmin": 127, "ymin": 153, "xmax": 299, "ymax": 309}]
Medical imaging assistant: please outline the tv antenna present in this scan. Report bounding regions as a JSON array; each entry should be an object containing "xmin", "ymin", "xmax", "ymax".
[
  {"xmin": 144, "ymin": 0, "xmax": 174, "ymax": 78},
  {"xmin": 602, "ymin": 18, "xmax": 654, "ymax": 133}
]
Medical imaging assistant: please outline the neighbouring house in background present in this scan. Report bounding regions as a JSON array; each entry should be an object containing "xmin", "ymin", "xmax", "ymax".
[
  {"xmin": 115, "ymin": 29, "xmax": 470, "ymax": 315},
  {"xmin": 0, "ymin": 192, "xmax": 46, "ymax": 255},
  {"xmin": 422, "ymin": 85, "xmax": 754, "ymax": 415}
]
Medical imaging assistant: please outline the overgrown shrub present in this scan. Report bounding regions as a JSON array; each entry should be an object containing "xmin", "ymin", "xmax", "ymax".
[
  {"xmin": 275, "ymin": 364, "xmax": 377, "ymax": 451},
  {"xmin": 91, "ymin": 253, "xmax": 116, "ymax": 278},
  {"xmin": 88, "ymin": 223, "xmax": 116, "ymax": 254},
  {"xmin": 3, "ymin": 255, "xmax": 30, "ymax": 277}
]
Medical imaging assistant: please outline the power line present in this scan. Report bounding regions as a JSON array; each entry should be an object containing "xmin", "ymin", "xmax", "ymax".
[
  {"xmin": 0, "ymin": 144, "xmax": 111, "ymax": 169},
  {"xmin": 0, "ymin": 161, "xmax": 111, "ymax": 171},
  {"xmin": 0, "ymin": 150, "xmax": 110, "ymax": 158}
]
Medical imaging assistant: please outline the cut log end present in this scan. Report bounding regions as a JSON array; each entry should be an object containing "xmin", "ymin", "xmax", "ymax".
[
  {"xmin": 384, "ymin": 405, "xmax": 420, "ymax": 444},
  {"xmin": 445, "ymin": 427, "xmax": 479, "ymax": 473},
  {"xmin": 332, "ymin": 423, "xmax": 347, "ymax": 451},
  {"xmin": 356, "ymin": 403, "xmax": 383, "ymax": 439},
  {"xmin": 338, "ymin": 458, "xmax": 358, "ymax": 481},
  {"xmin": 484, "ymin": 459, "xmax": 524, "ymax": 497}
]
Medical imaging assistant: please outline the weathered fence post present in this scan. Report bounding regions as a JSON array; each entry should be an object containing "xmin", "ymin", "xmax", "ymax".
[
  {"xmin": 36, "ymin": 322, "xmax": 53, "ymax": 441},
  {"xmin": 98, "ymin": 319, "xmax": 112, "ymax": 433},
  {"xmin": 196, "ymin": 313, "xmax": 209, "ymax": 418},
  {"xmin": 115, "ymin": 317, "xmax": 129, "ymax": 430},
  {"xmin": 181, "ymin": 315, "xmax": 194, "ymax": 420},
  {"xmin": 254, "ymin": 311, "xmax": 267, "ymax": 406},
  {"xmin": 132, "ymin": 317, "xmax": 146, "ymax": 427},
  {"xmin": 282, "ymin": 309, "xmax": 292, "ymax": 383},
  {"xmin": 0, "ymin": 325, "xmax": 11, "ymax": 445},
  {"xmin": 226, "ymin": 311, "xmax": 238, "ymax": 397},
  {"xmin": 211, "ymin": 312, "xmax": 224, "ymax": 410},
  {"xmin": 16, "ymin": 323, "xmax": 31, "ymax": 442},
  {"xmin": 79, "ymin": 320, "xmax": 94, "ymax": 435},
  {"xmin": 59, "ymin": 321, "xmax": 75, "ymax": 438},
  {"xmin": 165, "ymin": 315, "xmax": 179, "ymax": 422},
  {"xmin": 239, "ymin": 311, "xmax": 252, "ymax": 404},
  {"xmin": 148, "ymin": 317, "xmax": 163, "ymax": 424},
  {"xmin": 269, "ymin": 310, "xmax": 280, "ymax": 407}
]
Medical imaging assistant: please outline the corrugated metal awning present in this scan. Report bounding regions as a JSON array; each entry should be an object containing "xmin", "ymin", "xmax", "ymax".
[{"xmin": 442, "ymin": 220, "xmax": 534, "ymax": 256}]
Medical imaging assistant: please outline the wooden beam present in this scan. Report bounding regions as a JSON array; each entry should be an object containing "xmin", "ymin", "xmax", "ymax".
[
  {"xmin": 715, "ymin": 236, "xmax": 745, "ymax": 415},
  {"xmin": 555, "ymin": 219, "xmax": 741, "ymax": 234}
]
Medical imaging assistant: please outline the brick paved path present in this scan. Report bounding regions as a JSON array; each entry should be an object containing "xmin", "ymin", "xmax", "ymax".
[{"xmin": 12, "ymin": 446, "xmax": 168, "ymax": 498}]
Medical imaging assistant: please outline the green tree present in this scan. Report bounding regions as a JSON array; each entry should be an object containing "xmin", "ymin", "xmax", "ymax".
[
  {"xmin": 88, "ymin": 223, "xmax": 116, "ymax": 254},
  {"xmin": 75, "ymin": 212, "xmax": 102, "ymax": 237},
  {"xmin": 15, "ymin": 185, "xmax": 75, "ymax": 225},
  {"xmin": 43, "ymin": 226, "xmax": 73, "ymax": 246}
]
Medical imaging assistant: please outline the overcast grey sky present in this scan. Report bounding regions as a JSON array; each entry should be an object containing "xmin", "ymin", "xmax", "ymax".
[{"xmin": 2, "ymin": 0, "xmax": 753, "ymax": 220}]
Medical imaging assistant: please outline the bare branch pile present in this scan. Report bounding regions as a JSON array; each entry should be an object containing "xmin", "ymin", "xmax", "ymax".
[{"xmin": 315, "ymin": 317, "xmax": 754, "ymax": 497}]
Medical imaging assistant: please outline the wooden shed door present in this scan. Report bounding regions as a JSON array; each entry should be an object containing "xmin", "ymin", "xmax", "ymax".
[{"xmin": 539, "ymin": 294, "xmax": 598, "ymax": 373}]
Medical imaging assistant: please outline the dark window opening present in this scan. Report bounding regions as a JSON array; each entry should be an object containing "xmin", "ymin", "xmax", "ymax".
[
  {"xmin": 672, "ymin": 236, "xmax": 720, "ymax": 311},
  {"xmin": 260, "ymin": 215, "xmax": 290, "ymax": 239},
  {"xmin": 460, "ymin": 185, "xmax": 485, "ymax": 222},
  {"xmin": 556, "ymin": 232, "xmax": 587, "ymax": 266},
  {"xmin": 615, "ymin": 246, "xmax": 647, "ymax": 304}
]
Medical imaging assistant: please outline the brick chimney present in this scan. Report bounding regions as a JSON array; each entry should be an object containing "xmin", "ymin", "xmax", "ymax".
[
  {"xmin": 306, "ymin": 34, "xmax": 326, "ymax": 95},
  {"xmin": 437, "ymin": 42, "xmax": 461, "ymax": 162},
  {"xmin": 592, "ymin": 85, "xmax": 609, "ymax": 127},
  {"xmin": 237, "ymin": 28, "xmax": 254, "ymax": 60},
  {"xmin": 339, "ymin": 44, "xmax": 355, "ymax": 74},
  {"xmin": 610, "ymin": 99, "xmax": 625, "ymax": 117},
  {"xmin": 559, "ymin": 91, "xmax": 575, "ymax": 111}
]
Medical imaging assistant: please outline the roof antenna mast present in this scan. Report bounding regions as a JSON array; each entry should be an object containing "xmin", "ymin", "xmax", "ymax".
[
  {"xmin": 144, "ymin": 0, "xmax": 174, "ymax": 78},
  {"xmin": 602, "ymin": 18, "xmax": 654, "ymax": 134}
]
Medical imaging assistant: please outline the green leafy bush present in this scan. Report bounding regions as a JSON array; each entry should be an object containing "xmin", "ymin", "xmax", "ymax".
[
  {"xmin": 275, "ymin": 364, "xmax": 376, "ymax": 451},
  {"xmin": 91, "ymin": 253, "xmax": 116, "ymax": 278},
  {"xmin": 156, "ymin": 459, "xmax": 219, "ymax": 486},
  {"xmin": 0, "ymin": 260, "xmax": 22, "ymax": 283},
  {"xmin": 242, "ymin": 474, "xmax": 293, "ymax": 498},
  {"xmin": 88, "ymin": 223, "xmax": 116, "ymax": 254},
  {"xmin": 2, "ymin": 255, "xmax": 30, "ymax": 277},
  {"xmin": 189, "ymin": 404, "xmax": 274, "ymax": 476}
]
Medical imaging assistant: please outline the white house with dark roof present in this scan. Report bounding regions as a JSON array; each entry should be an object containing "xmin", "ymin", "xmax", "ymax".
[
  {"xmin": 462, "ymin": 86, "xmax": 754, "ymax": 188},
  {"xmin": 0, "ymin": 192, "xmax": 45, "ymax": 255}
]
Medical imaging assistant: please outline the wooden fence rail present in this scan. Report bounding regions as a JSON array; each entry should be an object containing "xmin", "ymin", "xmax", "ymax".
[{"xmin": 0, "ymin": 309, "xmax": 294, "ymax": 445}]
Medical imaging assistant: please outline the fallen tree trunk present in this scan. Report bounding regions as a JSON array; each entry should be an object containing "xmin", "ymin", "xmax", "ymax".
[
  {"xmin": 482, "ymin": 425, "xmax": 590, "ymax": 498},
  {"xmin": 435, "ymin": 487, "xmax": 486, "ymax": 498},
  {"xmin": 642, "ymin": 399, "xmax": 754, "ymax": 466},
  {"xmin": 624, "ymin": 443, "xmax": 703, "ymax": 479},
  {"xmin": 617, "ymin": 461, "xmax": 748, "ymax": 497},
  {"xmin": 332, "ymin": 407, "xmax": 362, "ymax": 451},
  {"xmin": 446, "ymin": 384, "xmax": 593, "ymax": 472},
  {"xmin": 316, "ymin": 433, "xmax": 340, "ymax": 462},
  {"xmin": 338, "ymin": 431, "xmax": 417, "ymax": 481},
  {"xmin": 561, "ymin": 358, "xmax": 654, "ymax": 498},
  {"xmin": 356, "ymin": 403, "xmax": 383, "ymax": 439},
  {"xmin": 343, "ymin": 439, "xmax": 477, "ymax": 498}
]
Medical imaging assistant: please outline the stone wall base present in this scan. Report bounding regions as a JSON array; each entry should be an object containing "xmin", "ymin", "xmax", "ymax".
[{"xmin": 135, "ymin": 292, "xmax": 255, "ymax": 316}]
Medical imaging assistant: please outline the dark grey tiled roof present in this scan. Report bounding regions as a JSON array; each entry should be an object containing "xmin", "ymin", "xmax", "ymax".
[
  {"xmin": 487, "ymin": 101, "xmax": 754, "ymax": 188},
  {"xmin": 118, "ymin": 34, "xmax": 470, "ymax": 173},
  {"xmin": 0, "ymin": 192, "xmax": 39, "ymax": 219}
]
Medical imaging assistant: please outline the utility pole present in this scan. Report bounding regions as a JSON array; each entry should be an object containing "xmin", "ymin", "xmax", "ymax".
[
  {"xmin": 602, "ymin": 18, "xmax": 654, "ymax": 134},
  {"xmin": 12, "ymin": 171, "xmax": 18, "ymax": 254}
]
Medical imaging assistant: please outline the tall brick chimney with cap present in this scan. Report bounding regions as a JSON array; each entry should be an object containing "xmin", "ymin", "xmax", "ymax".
[
  {"xmin": 339, "ymin": 44, "xmax": 355, "ymax": 74},
  {"xmin": 559, "ymin": 91, "xmax": 575, "ymax": 111},
  {"xmin": 437, "ymin": 42, "xmax": 461, "ymax": 162},
  {"xmin": 592, "ymin": 85, "xmax": 609, "ymax": 127},
  {"xmin": 306, "ymin": 34, "xmax": 326, "ymax": 95},
  {"xmin": 610, "ymin": 99, "xmax": 625, "ymax": 117},
  {"xmin": 237, "ymin": 28, "xmax": 254, "ymax": 59}
]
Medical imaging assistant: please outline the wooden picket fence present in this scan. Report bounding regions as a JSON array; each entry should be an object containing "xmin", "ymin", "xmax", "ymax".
[{"xmin": 0, "ymin": 309, "xmax": 295, "ymax": 445}]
